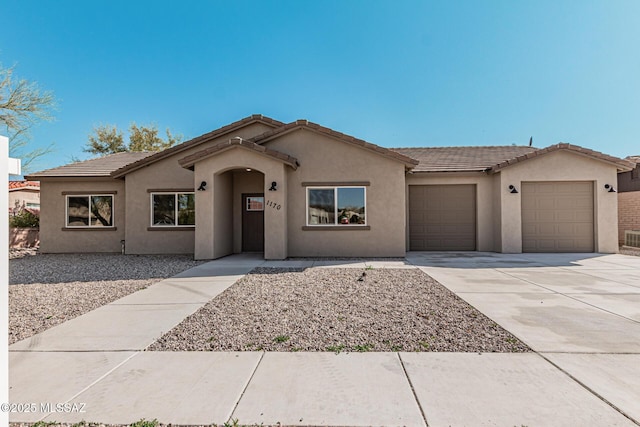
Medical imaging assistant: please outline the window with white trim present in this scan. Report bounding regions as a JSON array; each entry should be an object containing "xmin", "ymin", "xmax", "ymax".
[
  {"xmin": 306, "ymin": 187, "xmax": 366, "ymax": 226},
  {"xmin": 151, "ymin": 192, "xmax": 195, "ymax": 226},
  {"xmin": 66, "ymin": 195, "xmax": 114, "ymax": 227}
]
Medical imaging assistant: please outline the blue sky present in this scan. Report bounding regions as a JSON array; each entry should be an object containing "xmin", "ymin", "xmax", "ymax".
[{"xmin": 3, "ymin": 0, "xmax": 640, "ymax": 173}]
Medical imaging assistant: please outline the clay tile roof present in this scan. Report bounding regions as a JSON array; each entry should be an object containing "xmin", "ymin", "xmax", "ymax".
[
  {"xmin": 391, "ymin": 146, "xmax": 538, "ymax": 172},
  {"xmin": 111, "ymin": 115, "xmax": 285, "ymax": 178},
  {"xmin": 247, "ymin": 121, "xmax": 419, "ymax": 168},
  {"xmin": 25, "ymin": 151, "xmax": 156, "ymax": 179},
  {"xmin": 625, "ymin": 155, "xmax": 640, "ymax": 165},
  {"xmin": 179, "ymin": 137, "xmax": 299, "ymax": 170},
  {"xmin": 489, "ymin": 143, "xmax": 635, "ymax": 173},
  {"xmin": 9, "ymin": 180, "xmax": 40, "ymax": 190}
]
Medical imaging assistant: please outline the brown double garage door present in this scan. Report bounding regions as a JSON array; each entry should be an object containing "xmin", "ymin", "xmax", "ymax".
[{"xmin": 409, "ymin": 182, "xmax": 594, "ymax": 252}]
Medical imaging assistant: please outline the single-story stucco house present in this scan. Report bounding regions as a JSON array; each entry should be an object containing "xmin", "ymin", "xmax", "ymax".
[{"xmin": 27, "ymin": 115, "xmax": 635, "ymax": 259}]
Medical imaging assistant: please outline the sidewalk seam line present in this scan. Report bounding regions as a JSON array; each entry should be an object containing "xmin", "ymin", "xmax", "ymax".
[
  {"xmin": 227, "ymin": 351, "xmax": 265, "ymax": 423},
  {"xmin": 537, "ymin": 352, "xmax": 640, "ymax": 426},
  {"xmin": 39, "ymin": 351, "xmax": 141, "ymax": 423},
  {"xmin": 397, "ymin": 353, "xmax": 429, "ymax": 427}
]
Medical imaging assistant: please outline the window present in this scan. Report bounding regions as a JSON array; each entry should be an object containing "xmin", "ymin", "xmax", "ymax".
[
  {"xmin": 246, "ymin": 196, "xmax": 264, "ymax": 211},
  {"xmin": 66, "ymin": 195, "xmax": 113, "ymax": 227},
  {"xmin": 151, "ymin": 193, "xmax": 195, "ymax": 226},
  {"xmin": 307, "ymin": 187, "xmax": 366, "ymax": 226}
]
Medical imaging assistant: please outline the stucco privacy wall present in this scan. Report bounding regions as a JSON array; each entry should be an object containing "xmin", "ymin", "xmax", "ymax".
[
  {"xmin": 192, "ymin": 148, "xmax": 288, "ymax": 260},
  {"xmin": 39, "ymin": 179, "xmax": 125, "ymax": 253},
  {"xmin": 496, "ymin": 150, "xmax": 620, "ymax": 253},
  {"xmin": 123, "ymin": 122, "xmax": 274, "ymax": 254},
  {"xmin": 619, "ymin": 191, "xmax": 640, "ymax": 243},
  {"xmin": 263, "ymin": 129, "xmax": 407, "ymax": 257},
  {"xmin": 404, "ymin": 173, "xmax": 495, "ymax": 251}
]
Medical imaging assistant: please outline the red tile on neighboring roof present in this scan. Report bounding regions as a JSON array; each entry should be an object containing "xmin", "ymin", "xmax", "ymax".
[{"xmin": 9, "ymin": 180, "xmax": 40, "ymax": 190}]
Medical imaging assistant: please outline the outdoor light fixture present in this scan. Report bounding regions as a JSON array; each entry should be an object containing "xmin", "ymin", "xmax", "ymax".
[
  {"xmin": 269, "ymin": 181, "xmax": 277, "ymax": 191},
  {"xmin": 197, "ymin": 181, "xmax": 207, "ymax": 191},
  {"xmin": 509, "ymin": 185, "xmax": 518, "ymax": 194},
  {"xmin": 604, "ymin": 184, "xmax": 616, "ymax": 193}
]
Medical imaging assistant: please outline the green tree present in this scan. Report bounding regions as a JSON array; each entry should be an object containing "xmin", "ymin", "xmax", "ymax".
[
  {"xmin": 84, "ymin": 124, "xmax": 126, "ymax": 155},
  {"xmin": 128, "ymin": 123, "xmax": 182, "ymax": 152},
  {"xmin": 0, "ymin": 64, "xmax": 56, "ymax": 172},
  {"xmin": 84, "ymin": 122, "xmax": 182, "ymax": 156}
]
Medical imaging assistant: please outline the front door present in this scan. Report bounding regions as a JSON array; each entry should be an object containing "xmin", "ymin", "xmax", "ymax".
[{"xmin": 242, "ymin": 193, "xmax": 265, "ymax": 252}]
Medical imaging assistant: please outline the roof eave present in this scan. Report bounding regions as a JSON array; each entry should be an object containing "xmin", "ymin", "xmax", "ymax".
[
  {"xmin": 249, "ymin": 122, "xmax": 419, "ymax": 168},
  {"xmin": 488, "ymin": 144, "xmax": 635, "ymax": 174},
  {"xmin": 111, "ymin": 115, "xmax": 285, "ymax": 178},
  {"xmin": 179, "ymin": 139, "xmax": 299, "ymax": 171}
]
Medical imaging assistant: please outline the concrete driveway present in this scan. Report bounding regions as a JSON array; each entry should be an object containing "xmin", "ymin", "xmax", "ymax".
[{"xmin": 407, "ymin": 251, "xmax": 640, "ymax": 424}]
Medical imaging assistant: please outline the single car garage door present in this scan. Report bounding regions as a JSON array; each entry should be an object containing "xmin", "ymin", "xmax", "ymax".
[
  {"xmin": 521, "ymin": 181, "xmax": 594, "ymax": 252},
  {"xmin": 409, "ymin": 184, "xmax": 476, "ymax": 251}
]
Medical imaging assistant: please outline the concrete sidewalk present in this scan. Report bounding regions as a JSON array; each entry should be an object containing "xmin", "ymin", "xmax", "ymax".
[{"xmin": 9, "ymin": 252, "xmax": 640, "ymax": 426}]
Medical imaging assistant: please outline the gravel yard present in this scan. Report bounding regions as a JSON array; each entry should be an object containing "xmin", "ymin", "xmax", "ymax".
[
  {"xmin": 150, "ymin": 267, "xmax": 530, "ymax": 353},
  {"xmin": 9, "ymin": 252, "xmax": 205, "ymax": 344}
]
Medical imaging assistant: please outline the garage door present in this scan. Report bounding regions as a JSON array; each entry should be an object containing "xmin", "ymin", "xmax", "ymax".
[
  {"xmin": 522, "ymin": 181, "xmax": 594, "ymax": 252},
  {"xmin": 409, "ymin": 185, "xmax": 476, "ymax": 251}
]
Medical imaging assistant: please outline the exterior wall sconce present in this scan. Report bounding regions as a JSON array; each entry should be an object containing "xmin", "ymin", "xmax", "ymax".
[
  {"xmin": 604, "ymin": 184, "xmax": 616, "ymax": 193},
  {"xmin": 508, "ymin": 185, "xmax": 518, "ymax": 194},
  {"xmin": 269, "ymin": 181, "xmax": 277, "ymax": 191},
  {"xmin": 197, "ymin": 181, "xmax": 207, "ymax": 191}
]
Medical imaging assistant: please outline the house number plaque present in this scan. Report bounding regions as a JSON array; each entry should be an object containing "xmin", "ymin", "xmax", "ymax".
[{"xmin": 266, "ymin": 200, "xmax": 282, "ymax": 210}]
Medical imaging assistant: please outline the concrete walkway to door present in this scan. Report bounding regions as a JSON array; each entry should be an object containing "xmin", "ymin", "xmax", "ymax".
[{"xmin": 8, "ymin": 252, "xmax": 640, "ymax": 426}]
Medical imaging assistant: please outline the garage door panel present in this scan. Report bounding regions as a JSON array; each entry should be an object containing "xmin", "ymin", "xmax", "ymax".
[
  {"xmin": 522, "ymin": 181, "xmax": 594, "ymax": 253},
  {"xmin": 409, "ymin": 185, "xmax": 476, "ymax": 251}
]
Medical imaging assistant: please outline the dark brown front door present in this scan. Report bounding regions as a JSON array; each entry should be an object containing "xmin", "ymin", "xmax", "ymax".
[{"xmin": 242, "ymin": 193, "xmax": 265, "ymax": 252}]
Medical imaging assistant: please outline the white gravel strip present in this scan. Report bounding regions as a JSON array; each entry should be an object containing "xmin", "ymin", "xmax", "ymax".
[
  {"xmin": 9, "ymin": 253, "xmax": 205, "ymax": 344},
  {"xmin": 150, "ymin": 267, "xmax": 530, "ymax": 353}
]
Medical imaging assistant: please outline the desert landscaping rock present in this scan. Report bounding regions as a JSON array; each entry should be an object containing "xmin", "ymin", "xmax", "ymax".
[
  {"xmin": 9, "ymin": 253, "xmax": 206, "ymax": 344},
  {"xmin": 150, "ymin": 267, "xmax": 531, "ymax": 352}
]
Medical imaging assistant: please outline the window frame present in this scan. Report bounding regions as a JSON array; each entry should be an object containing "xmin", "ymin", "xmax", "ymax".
[
  {"xmin": 65, "ymin": 194, "xmax": 115, "ymax": 228},
  {"xmin": 150, "ymin": 192, "xmax": 196, "ymax": 227},
  {"xmin": 246, "ymin": 196, "xmax": 265, "ymax": 212},
  {"xmin": 305, "ymin": 186, "xmax": 367, "ymax": 227}
]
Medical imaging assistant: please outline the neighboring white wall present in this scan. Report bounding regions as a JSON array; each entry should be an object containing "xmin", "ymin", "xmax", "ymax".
[
  {"xmin": 497, "ymin": 150, "xmax": 620, "ymax": 253},
  {"xmin": 405, "ymin": 172, "xmax": 495, "ymax": 251},
  {"xmin": 1, "ymin": 135, "xmax": 9, "ymax": 426}
]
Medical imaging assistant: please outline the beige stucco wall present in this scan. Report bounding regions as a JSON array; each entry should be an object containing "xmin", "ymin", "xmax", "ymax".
[
  {"xmin": 193, "ymin": 147, "xmax": 288, "ymax": 259},
  {"xmin": 404, "ymin": 173, "xmax": 495, "ymax": 252},
  {"xmin": 264, "ymin": 129, "xmax": 407, "ymax": 257},
  {"xmin": 9, "ymin": 189, "xmax": 40, "ymax": 211},
  {"xmin": 39, "ymin": 178, "xmax": 125, "ymax": 253},
  {"xmin": 123, "ymin": 122, "xmax": 275, "ymax": 255},
  {"xmin": 496, "ymin": 150, "xmax": 620, "ymax": 253}
]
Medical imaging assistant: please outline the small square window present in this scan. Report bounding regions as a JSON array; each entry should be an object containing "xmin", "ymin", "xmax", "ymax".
[{"xmin": 246, "ymin": 197, "xmax": 264, "ymax": 211}]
